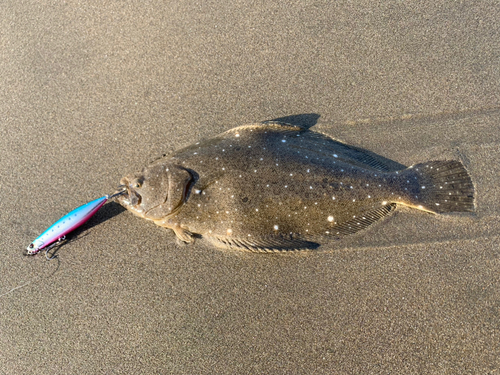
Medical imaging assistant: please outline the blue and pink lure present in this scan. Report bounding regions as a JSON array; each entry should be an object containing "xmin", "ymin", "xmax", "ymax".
[{"xmin": 26, "ymin": 193, "xmax": 118, "ymax": 256}]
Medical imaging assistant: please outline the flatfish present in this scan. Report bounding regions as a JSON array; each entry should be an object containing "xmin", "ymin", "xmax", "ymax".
[{"xmin": 116, "ymin": 122, "xmax": 474, "ymax": 252}]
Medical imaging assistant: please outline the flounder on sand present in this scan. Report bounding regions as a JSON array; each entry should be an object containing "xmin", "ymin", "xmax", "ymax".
[{"xmin": 117, "ymin": 122, "xmax": 474, "ymax": 252}]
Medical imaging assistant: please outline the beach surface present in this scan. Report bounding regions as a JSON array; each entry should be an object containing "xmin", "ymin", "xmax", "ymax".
[{"xmin": 1, "ymin": 1, "xmax": 499, "ymax": 373}]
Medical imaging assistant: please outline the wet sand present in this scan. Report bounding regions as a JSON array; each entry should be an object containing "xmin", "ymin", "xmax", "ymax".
[{"xmin": 1, "ymin": 1, "xmax": 499, "ymax": 373}]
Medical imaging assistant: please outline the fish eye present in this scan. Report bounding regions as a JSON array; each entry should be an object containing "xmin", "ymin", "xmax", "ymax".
[{"xmin": 131, "ymin": 179, "xmax": 143, "ymax": 189}]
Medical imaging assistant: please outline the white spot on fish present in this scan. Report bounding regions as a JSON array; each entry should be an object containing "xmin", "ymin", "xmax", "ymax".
[
  {"xmin": 328, "ymin": 216, "xmax": 334, "ymax": 222},
  {"xmin": 274, "ymin": 225, "xmax": 279, "ymax": 230},
  {"xmin": 333, "ymin": 154, "xmax": 338, "ymax": 158}
]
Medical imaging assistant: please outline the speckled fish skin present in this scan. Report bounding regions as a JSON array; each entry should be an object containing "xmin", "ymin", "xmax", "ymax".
[{"xmin": 117, "ymin": 122, "xmax": 474, "ymax": 252}]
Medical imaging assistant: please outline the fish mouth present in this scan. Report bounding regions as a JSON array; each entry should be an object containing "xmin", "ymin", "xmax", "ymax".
[{"xmin": 114, "ymin": 184, "xmax": 142, "ymax": 208}]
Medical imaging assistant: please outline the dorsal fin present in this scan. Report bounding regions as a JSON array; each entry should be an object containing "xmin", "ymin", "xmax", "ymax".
[
  {"xmin": 301, "ymin": 131, "xmax": 406, "ymax": 172},
  {"xmin": 223, "ymin": 122, "xmax": 304, "ymax": 134},
  {"xmin": 227, "ymin": 123, "xmax": 405, "ymax": 172}
]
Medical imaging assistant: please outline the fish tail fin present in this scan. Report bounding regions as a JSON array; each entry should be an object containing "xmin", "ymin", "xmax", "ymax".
[{"xmin": 404, "ymin": 160, "xmax": 474, "ymax": 213}]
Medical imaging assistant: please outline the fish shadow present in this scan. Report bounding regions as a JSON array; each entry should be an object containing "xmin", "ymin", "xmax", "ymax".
[{"xmin": 268, "ymin": 113, "xmax": 320, "ymax": 130}]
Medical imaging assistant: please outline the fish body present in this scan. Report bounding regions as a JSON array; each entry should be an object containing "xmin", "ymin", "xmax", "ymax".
[
  {"xmin": 26, "ymin": 196, "xmax": 109, "ymax": 255},
  {"xmin": 117, "ymin": 122, "xmax": 474, "ymax": 252}
]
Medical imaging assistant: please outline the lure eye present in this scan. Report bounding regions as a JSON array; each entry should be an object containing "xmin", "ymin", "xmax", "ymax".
[{"xmin": 29, "ymin": 244, "xmax": 34, "ymax": 248}]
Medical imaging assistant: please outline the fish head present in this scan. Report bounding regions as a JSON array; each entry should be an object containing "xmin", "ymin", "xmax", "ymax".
[{"xmin": 117, "ymin": 163, "xmax": 193, "ymax": 220}]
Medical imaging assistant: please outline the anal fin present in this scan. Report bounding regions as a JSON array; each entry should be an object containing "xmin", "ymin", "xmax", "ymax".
[
  {"xmin": 207, "ymin": 234, "xmax": 320, "ymax": 253},
  {"xmin": 332, "ymin": 203, "xmax": 397, "ymax": 236}
]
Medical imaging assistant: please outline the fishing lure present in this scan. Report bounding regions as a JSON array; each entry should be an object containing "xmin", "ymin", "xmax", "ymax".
[{"xmin": 26, "ymin": 190, "xmax": 125, "ymax": 258}]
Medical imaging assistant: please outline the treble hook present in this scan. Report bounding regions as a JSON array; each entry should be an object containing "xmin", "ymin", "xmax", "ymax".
[{"xmin": 44, "ymin": 236, "xmax": 66, "ymax": 260}]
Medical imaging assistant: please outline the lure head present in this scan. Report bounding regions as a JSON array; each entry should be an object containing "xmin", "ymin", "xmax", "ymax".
[
  {"xmin": 117, "ymin": 163, "xmax": 193, "ymax": 221},
  {"xmin": 26, "ymin": 239, "xmax": 44, "ymax": 255}
]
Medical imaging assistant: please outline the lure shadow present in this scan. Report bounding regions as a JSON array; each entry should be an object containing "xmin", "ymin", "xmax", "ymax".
[
  {"xmin": 47, "ymin": 201, "xmax": 126, "ymax": 258},
  {"xmin": 76, "ymin": 201, "xmax": 125, "ymax": 234}
]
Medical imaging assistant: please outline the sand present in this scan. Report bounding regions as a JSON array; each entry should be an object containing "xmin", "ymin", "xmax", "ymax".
[{"xmin": 1, "ymin": 0, "xmax": 499, "ymax": 373}]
